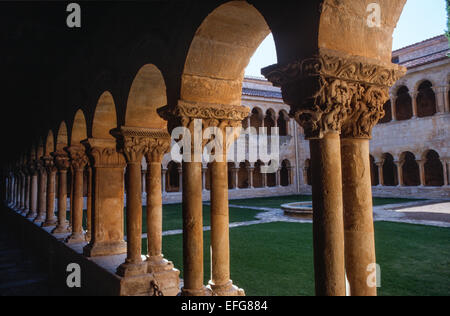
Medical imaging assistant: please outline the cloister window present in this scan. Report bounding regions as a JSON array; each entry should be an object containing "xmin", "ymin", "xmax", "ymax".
[
  {"xmin": 266, "ymin": 160, "xmax": 277, "ymax": 187},
  {"xmin": 264, "ymin": 109, "xmax": 276, "ymax": 136},
  {"xmin": 238, "ymin": 161, "xmax": 250, "ymax": 189},
  {"xmin": 417, "ymin": 81, "xmax": 436, "ymax": 117},
  {"xmin": 253, "ymin": 160, "xmax": 264, "ymax": 188},
  {"xmin": 401, "ymin": 152, "xmax": 420, "ymax": 186},
  {"xmin": 250, "ymin": 108, "xmax": 263, "ymax": 134},
  {"xmin": 395, "ymin": 86, "xmax": 413, "ymax": 121},
  {"xmin": 424, "ymin": 150, "xmax": 444, "ymax": 186},
  {"xmin": 382, "ymin": 153, "xmax": 398, "ymax": 186}
]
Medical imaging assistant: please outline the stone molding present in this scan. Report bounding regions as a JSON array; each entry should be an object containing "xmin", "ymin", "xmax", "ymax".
[
  {"xmin": 66, "ymin": 146, "xmax": 89, "ymax": 171},
  {"xmin": 52, "ymin": 151, "xmax": 71, "ymax": 171},
  {"xmin": 262, "ymin": 49, "xmax": 406, "ymax": 139},
  {"xmin": 82, "ymin": 138, "xmax": 126, "ymax": 169}
]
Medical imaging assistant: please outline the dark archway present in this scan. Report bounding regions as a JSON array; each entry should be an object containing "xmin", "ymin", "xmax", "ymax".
[
  {"xmin": 278, "ymin": 111, "xmax": 289, "ymax": 136},
  {"xmin": 264, "ymin": 109, "xmax": 276, "ymax": 136},
  {"xmin": 379, "ymin": 100, "xmax": 392, "ymax": 124},
  {"xmin": 253, "ymin": 161, "xmax": 264, "ymax": 188},
  {"xmin": 417, "ymin": 81, "xmax": 436, "ymax": 117},
  {"xmin": 369, "ymin": 155, "xmax": 379, "ymax": 186},
  {"xmin": 305, "ymin": 159, "xmax": 312, "ymax": 186},
  {"xmin": 401, "ymin": 152, "xmax": 420, "ymax": 186},
  {"xmin": 250, "ymin": 107, "xmax": 263, "ymax": 134},
  {"xmin": 238, "ymin": 161, "xmax": 250, "ymax": 189},
  {"xmin": 382, "ymin": 153, "xmax": 398, "ymax": 186},
  {"xmin": 424, "ymin": 150, "xmax": 444, "ymax": 186},
  {"xmin": 396, "ymin": 86, "xmax": 413, "ymax": 121},
  {"xmin": 166, "ymin": 161, "xmax": 180, "ymax": 192},
  {"xmin": 280, "ymin": 160, "xmax": 291, "ymax": 187}
]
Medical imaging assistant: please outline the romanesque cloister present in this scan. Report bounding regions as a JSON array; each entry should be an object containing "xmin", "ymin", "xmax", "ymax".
[{"xmin": 0, "ymin": 0, "xmax": 411, "ymax": 296}]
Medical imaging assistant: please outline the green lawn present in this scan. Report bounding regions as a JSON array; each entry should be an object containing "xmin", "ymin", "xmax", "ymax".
[{"xmin": 146, "ymin": 221, "xmax": 449, "ymax": 296}]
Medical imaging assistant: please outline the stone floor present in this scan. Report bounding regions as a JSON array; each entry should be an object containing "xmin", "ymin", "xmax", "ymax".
[{"xmin": 0, "ymin": 227, "xmax": 50, "ymax": 296}]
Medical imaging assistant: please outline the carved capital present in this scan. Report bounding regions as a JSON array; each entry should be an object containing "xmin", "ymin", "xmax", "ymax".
[
  {"xmin": 82, "ymin": 138, "xmax": 126, "ymax": 168},
  {"xmin": 27, "ymin": 160, "xmax": 37, "ymax": 176},
  {"xmin": 262, "ymin": 49, "xmax": 406, "ymax": 139},
  {"xmin": 146, "ymin": 137, "xmax": 171, "ymax": 163},
  {"xmin": 158, "ymin": 100, "xmax": 249, "ymax": 134},
  {"xmin": 66, "ymin": 146, "xmax": 88, "ymax": 171},
  {"xmin": 42, "ymin": 156, "xmax": 57, "ymax": 174},
  {"xmin": 52, "ymin": 150, "xmax": 71, "ymax": 171}
]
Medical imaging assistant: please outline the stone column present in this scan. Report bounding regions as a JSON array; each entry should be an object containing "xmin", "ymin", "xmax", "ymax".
[
  {"xmin": 390, "ymin": 96, "xmax": 397, "ymax": 121},
  {"xmin": 86, "ymin": 166, "xmax": 93, "ymax": 241},
  {"xmin": 82, "ymin": 138, "xmax": 127, "ymax": 257},
  {"xmin": 161, "ymin": 169, "xmax": 167, "ymax": 194},
  {"xmin": 145, "ymin": 135, "xmax": 180, "ymax": 295},
  {"xmin": 34, "ymin": 161, "xmax": 47, "ymax": 224},
  {"xmin": 19, "ymin": 170, "xmax": 25, "ymax": 211},
  {"xmin": 263, "ymin": 51, "xmax": 405, "ymax": 296},
  {"xmin": 341, "ymin": 138, "xmax": 377, "ymax": 296},
  {"xmin": 233, "ymin": 167, "xmax": 239, "ymax": 190},
  {"xmin": 113, "ymin": 127, "xmax": 148, "ymax": 277},
  {"xmin": 141, "ymin": 170, "xmax": 146, "ymax": 193},
  {"xmin": 376, "ymin": 162, "xmax": 384, "ymax": 186},
  {"xmin": 276, "ymin": 168, "xmax": 281, "ymax": 187},
  {"xmin": 396, "ymin": 160, "xmax": 404, "ymax": 187},
  {"xmin": 178, "ymin": 166, "xmax": 183, "ymax": 192},
  {"xmin": 26, "ymin": 163, "xmax": 39, "ymax": 219},
  {"xmin": 52, "ymin": 151, "xmax": 71, "ymax": 234},
  {"xmin": 66, "ymin": 146, "xmax": 88, "ymax": 244},
  {"xmin": 412, "ymin": 91, "xmax": 418, "ymax": 118},
  {"xmin": 444, "ymin": 87, "xmax": 449, "ymax": 113},
  {"xmin": 248, "ymin": 167, "xmax": 254, "ymax": 188},
  {"xmin": 202, "ymin": 167, "xmax": 207, "ymax": 191},
  {"xmin": 42, "ymin": 157, "xmax": 57, "ymax": 227},
  {"xmin": 418, "ymin": 160, "xmax": 426, "ymax": 186},
  {"xmin": 441, "ymin": 159, "xmax": 448, "ymax": 186},
  {"xmin": 24, "ymin": 169, "xmax": 31, "ymax": 215}
]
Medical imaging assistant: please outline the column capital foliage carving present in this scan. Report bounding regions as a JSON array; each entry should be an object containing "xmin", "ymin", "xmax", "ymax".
[
  {"xmin": 42, "ymin": 156, "xmax": 57, "ymax": 174},
  {"xmin": 66, "ymin": 146, "xmax": 88, "ymax": 171},
  {"xmin": 27, "ymin": 160, "xmax": 38, "ymax": 176},
  {"xmin": 82, "ymin": 138, "xmax": 126, "ymax": 168},
  {"xmin": 158, "ymin": 100, "xmax": 250, "ymax": 134},
  {"xmin": 51, "ymin": 150, "xmax": 71, "ymax": 171},
  {"xmin": 262, "ymin": 49, "xmax": 406, "ymax": 139},
  {"xmin": 111, "ymin": 126, "xmax": 171, "ymax": 164}
]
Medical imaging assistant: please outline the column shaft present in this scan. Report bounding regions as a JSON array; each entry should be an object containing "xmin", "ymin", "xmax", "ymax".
[
  {"xmin": 67, "ymin": 169, "xmax": 85, "ymax": 243},
  {"xmin": 182, "ymin": 161, "xmax": 205, "ymax": 296},
  {"xmin": 309, "ymin": 133, "xmax": 346, "ymax": 296},
  {"xmin": 86, "ymin": 167, "xmax": 93, "ymax": 241},
  {"xmin": 341, "ymin": 138, "xmax": 377, "ymax": 296},
  {"xmin": 27, "ymin": 173, "xmax": 38, "ymax": 218},
  {"xmin": 53, "ymin": 170, "xmax": 69, "ymax": 233},
  {"xmin": 34, "ymin": 171, "xmax": 47, "ymax": 223},
  {"xmin": 43, "ymin": 170, "xmax": 57, "ymax": 226}
]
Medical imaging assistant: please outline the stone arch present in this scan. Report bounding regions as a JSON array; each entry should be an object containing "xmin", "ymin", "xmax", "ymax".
[
  {"xmin": 92, "ymin": 91, "xmax": 117, "ymax": 139},
  {"xmin": 277, "ymin": 110, "xmax": 289, "ymax": 136},
  {"xmin": 382, "ymin": 153, "xmax": 398, "ymax": 186},
  {"xmin": 280, "ymin": 159, "xmax": 291, "ymax": 187},
  {"xmin": 45, "ymin": 130, "xmax": 55, "ymax": 156},
  {"xmin": 56, "ymin": 122, "xmax": 69, "ymax": 151},
  {"xmin": 250, "ymin": 107, "xmax": 263, "ymax": 134},
  {"xmin": 416, "ymin": 80, "xmax": 436, "ymax": 117},
  {"xmin": 125, "ymin": 64, "xmax": 167, "ymax": 129},
  {"xmin": 400, "ymin": 152, "xmax": 420, "ymax": 186},
  {"xmin": 181, "ymin": 1, "xmax": 271, "ymax": 106},
  {"xmin": 166, "ymin": 161, "xmax": 181, "ymax": 192},
  {"xmin": 238, "ymin": 161, "xmax": 250, "ymax": 189},
  {"xmin": 71, "ymin": 109, "xmax": 88, "ymax": 146},
  {"xmin": 379, "ymin": 100, "xmax": 392, "ymax": 124},
  {"xmin": 423, "ymin": 150, "xmax": 444, "ymax": 186},
  {"xmin": 266, "ymin": 160, "xmax": 277, "ymax": 187},
  {"xmin": 395, "ymin": 86, "xmax": 413, "ymax": 121},
  {"xmin": 369, "ymin": 155, "xmax": 379, "ymax": 186},
  {"xmin": 253, "ymin": 160, "xmax": 264, "ymax": 188}
]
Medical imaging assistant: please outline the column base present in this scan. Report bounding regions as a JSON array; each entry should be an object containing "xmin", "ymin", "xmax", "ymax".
[
  {"xmin": 33, "ymin": 214, "xmax": 46, "ymax": 224},
  {"xmin": 207, "ymin": 280, "xmax": 245, "ymax": 296},
  {"xmin": 26, "ymin": 212, "xmax": 37, "ymax": 219},
  {"xmin": 52, "ymin": 221, "xmax": 70, "ymax": 234},
  {"xmin": 66, "ymin": 232, "xmax": 86, "ymax": 244},
  {"xmin": 20, "ymin": 209, "xmax": 29, "ymax": 216},
  {"xmin": 181, "ymin": 286, "xmax": 212, "ymax": 297},
  {"xmin": 42, "ymin": 216, "xmax": 58, "ymax": 227},
  {"xmin": 117, "ymin": 261, "xmax": 147, "ymax": 278},
  {"xmin": 147, "ymin": 255, "xmax": 180, "ymax": 296},
  {"xmin": 83, "ymin": 240, "xmax": 127, "ymax": 257}
]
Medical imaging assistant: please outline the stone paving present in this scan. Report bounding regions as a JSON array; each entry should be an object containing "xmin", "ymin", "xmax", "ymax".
[{"xmin": 145, "ymin": 200, "xmax": 450, "ymax": 238}]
